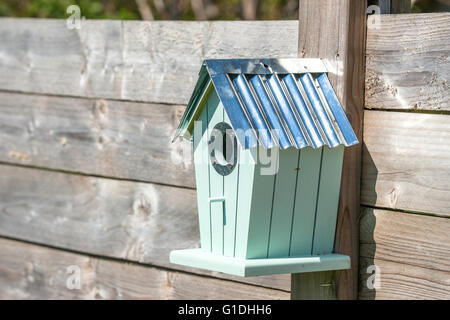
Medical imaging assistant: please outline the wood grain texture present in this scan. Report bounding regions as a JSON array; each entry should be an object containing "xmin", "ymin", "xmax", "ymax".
[
  {"xmin": 0, "ymin": 18, "xmax": 298, "ymax": 104},
  {"xmin": 359, "ymin": 257, "xmax": 450, "ymax": 300},
  {"xmin": 366, "ymin": 13, "xmax": 450, "ymax": 111},
  {"xmin": 360, "ymin": 207, "xmax": 450, "ymax": 272},
  {"xmin": 291, "ymin": 271, "xmax": 336, "ymax": 300},
  {"xmin": 296, "ymin": 0, "xmax": 367, "ymax": 300},
  {"xmin": 0, "ymin": 238, "xmax": 289, "ymax": 300},
  {"xmin": 362, "ymin": 110, "xmax": 450, "ymax": 217},
  {"xmin": 0, "ymin": 91, "xmax": 195, "ymax": 188},
  {"xmin": 0, "ymin": 164, "xmax": 290, "ymax": 291}
]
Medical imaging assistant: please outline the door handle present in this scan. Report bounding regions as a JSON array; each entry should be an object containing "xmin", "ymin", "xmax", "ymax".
[{"xmin": 208, "ymin": 197, "xmax": 225, "ymax": 203}]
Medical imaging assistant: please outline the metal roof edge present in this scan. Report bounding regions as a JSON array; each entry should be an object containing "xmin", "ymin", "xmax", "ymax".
[
  {"xmin": 172, "ymin": 64, "xmax": 211, "ymax": 142},
  {"xmin": 205, "ymin": 58, "xmax": 327, "ymax": 76},
  {"xmin": 174, "ymin": 58, "xmax": 359, "ymax": 151}
]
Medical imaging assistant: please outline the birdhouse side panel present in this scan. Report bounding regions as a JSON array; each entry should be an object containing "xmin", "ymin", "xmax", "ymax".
[
  {"xmin": 244, "ymin": 146, "xmax": 277, "ymax": 259},
  {"xmin": 233, "ymin": 146, "xmax": 258, "ymax": 259},
  {"xmin": 312, "ymin": 145, "xmax": 345, "ymax": 255},
  {"xmin": 244, "ymin": 146, "xmax": 344, "ymax": 260},
  {"xmin": 266, "ymin": 148, "xmax": 301, "ymax": 259},
  {"xmin": 289, "ymin": 147, "xmax": 323, "ymax": 256},
  {"xmin": 222, "ymin": 110, "xmax": 240, "ymax": 257}
]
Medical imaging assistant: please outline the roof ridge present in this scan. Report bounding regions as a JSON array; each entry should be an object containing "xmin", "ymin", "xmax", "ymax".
[{"xmin": 174, "ymin": 59, "xmax": 358, "ymax": 150}]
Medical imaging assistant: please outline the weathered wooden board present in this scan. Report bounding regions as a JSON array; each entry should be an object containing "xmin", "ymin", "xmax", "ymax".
[
  {"xmin": 0, "ymin": 164, "xmax": 290, "ymax": 291},
  {"xmin": 291, "ymin": 271, "xmax": 336, "ymax": 300},
  {"xmin": 0, "ymin": 92, "xmax": 195, "ymax": 188},
  {"xmin": 0, "ymin": 238, "xmax": 289, "ymax": 300},
  {"xmin": 360, "ymin": 207, "xmax": 450, "ymax": 272},
  {"xmin": 0, "ymin": 19, "xmax": 298, "ymax": 105},
  {"xmin": 366, "ymin": 13, "xmax": 450, "ymax": 111},
  {"xmin": 296, "ymin": 0, "xmax": 367, "ymax": 300},
  {"xmin": 359, "ymin": 257, "xmax": 450, "ymax": 300},
  {"xmin": 361, "ymin": 110, "xmax": 450, "ymax": 217}
]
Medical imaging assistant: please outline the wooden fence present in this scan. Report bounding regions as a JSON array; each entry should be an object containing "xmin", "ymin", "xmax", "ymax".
[
  {"xmin": 0, "ymin": 13, "xmax": 448, "ymax": 299},
  {"xmin": 360, "ymin": 12, "xmax": 450, "ymax": 299}
]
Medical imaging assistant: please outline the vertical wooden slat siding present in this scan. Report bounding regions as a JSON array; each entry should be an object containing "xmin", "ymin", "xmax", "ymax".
[
  {"xmin": 297, "ymin": 0, "xmax": 367, "ymax": 300},
  {"xmin": 268, "ymin": 148, "xmax": 300, "ymax": 258},
  {"xmin": 289, "ymin": 148, "xmax": 322, "ymax": 256},
  {"xmin": 246, "ymin": 147, "xmax": 277, "ymax": 259},
  {"xmin": 207, "ymin": 93, "xmax": 224, "ymax": 255},
  {"xmin": 194, "ymin": 98, "xmax": 212, "ymax": 252},
  {"xmin": 223, "ymin": 110, "xmax": 240, "ymax": 257},
  {"xmin": 234, "ymin": 148, "xmax": 257, "ymax": 258},
  {"xmin": 312, "ymin": 146, "xmax": 345, "ymax": 255}
]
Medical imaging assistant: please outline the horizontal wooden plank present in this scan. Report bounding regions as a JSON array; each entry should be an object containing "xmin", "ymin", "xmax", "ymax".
[
  {"xmin": 366, "ymin": 13, "xmax": 450, "ymax": 111},
  {"xmin": 0, "ymin": 238, "xmax": 288, "ymax": 299},
  {"xmin": 359, "ymin": 257, "xmax": 450, "ymax": 300},
  {"xmin": 360, "ymin": 207, "xmax": 450, "ymax": 272},
  {"xmin": 361, "ymin": 110, "xmax": 450, "ymax": 216},
  {"xmin": 0, "ymin": 18, "xmax": 298, "ymax": 104},
  {"xmin": 0, "ymin": 91, "xmax": 195, "ymax": 188},
  {"xmin": 0, "ymin": 164, "xmax": 290, "ymax": 291}
]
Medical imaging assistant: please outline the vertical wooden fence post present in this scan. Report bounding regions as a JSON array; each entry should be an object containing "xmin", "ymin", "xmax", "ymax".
[{"xmin": 292, "ymin": 0, "xmax": 367, "ymax": 300}]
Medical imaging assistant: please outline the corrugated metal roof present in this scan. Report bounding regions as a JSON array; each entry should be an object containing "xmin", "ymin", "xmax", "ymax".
[{"xmin": 174, "ymin": 58, "xmax": 358, "ymax": 150}]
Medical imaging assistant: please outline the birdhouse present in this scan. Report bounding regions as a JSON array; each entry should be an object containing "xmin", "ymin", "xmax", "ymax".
[{"xmin": 170, "ymin": 59, "xmax": 358, "ymax": 277}]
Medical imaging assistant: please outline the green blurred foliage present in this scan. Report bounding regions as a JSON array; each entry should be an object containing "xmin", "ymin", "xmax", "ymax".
[
  {"xmin": 0, "ymin": 0, "xmax": 448, "ymax": 20},
  {"xmin": 0, "ymin": 0, "xmax": 139, "ymax": 19},
  {"xmin": 412, "ymin": 0, "xmax": 450, "ymax": 13},
  {"xmin": 0, "ymin": 0, "xmax": 298, "ymax": 20}
]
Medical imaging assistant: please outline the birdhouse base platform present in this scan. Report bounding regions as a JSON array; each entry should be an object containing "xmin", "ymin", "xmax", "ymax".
[{"xmin": 170, "ymin": 249, "xmax": 350, "ymax": 277}]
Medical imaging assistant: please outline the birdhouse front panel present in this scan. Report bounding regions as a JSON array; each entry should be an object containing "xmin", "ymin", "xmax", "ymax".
[
  {"xmin": 193, "ymin": 89, "xmax": 241, "ymax": 257},
  {"xmin": 170, "ymin": 58, "xmax": 358, "ymax": 277}
]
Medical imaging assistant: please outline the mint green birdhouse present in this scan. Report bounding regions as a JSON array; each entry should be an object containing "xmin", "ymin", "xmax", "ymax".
[{"xmin": 170, "ymin": 59, "xmax": 358, "ymax": 277}]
